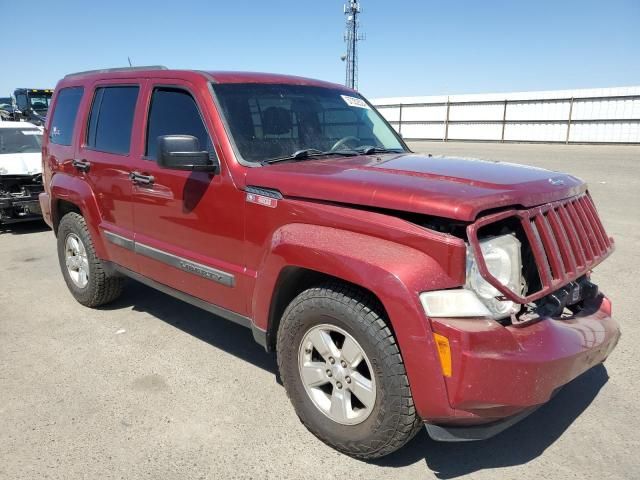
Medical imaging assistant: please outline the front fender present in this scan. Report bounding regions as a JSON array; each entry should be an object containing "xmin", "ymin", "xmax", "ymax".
[
  {"xmin": 253, "ymin": 223, "xmax": 463, "ymax": 419},
  {"xmin": 50, "ymin": 173, "xmax": 107, "ymax": 259}
]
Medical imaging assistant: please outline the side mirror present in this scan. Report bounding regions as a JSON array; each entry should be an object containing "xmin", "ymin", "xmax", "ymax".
[{"xmin": 157, "ymin": 135, "xmax": 218, "ymax": 172}]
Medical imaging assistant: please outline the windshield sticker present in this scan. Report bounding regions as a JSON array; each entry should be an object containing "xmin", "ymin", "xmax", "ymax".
[
  {"xmin": 21, "ymin": 130, "xmax": 42, "ymax": 136},
  {"xmin": 341, "ymin": 95, "xmax": 370, "ymax": 109}
]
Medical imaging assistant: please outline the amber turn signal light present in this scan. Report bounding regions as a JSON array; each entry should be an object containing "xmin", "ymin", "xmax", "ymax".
[{"xmin": 432, "ymin": 333, "xmax": 452, "ymax": 377}]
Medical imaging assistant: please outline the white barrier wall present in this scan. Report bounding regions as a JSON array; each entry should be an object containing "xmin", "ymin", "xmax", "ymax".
[{"xmin": 372, "ymin": 86, "xmax": 640, "ymax": 144}]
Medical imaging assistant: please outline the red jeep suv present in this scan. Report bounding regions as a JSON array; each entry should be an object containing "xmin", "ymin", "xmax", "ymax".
[{"xmin": 40, "ymin": 67, "xmax": 620, "ymax": 458}]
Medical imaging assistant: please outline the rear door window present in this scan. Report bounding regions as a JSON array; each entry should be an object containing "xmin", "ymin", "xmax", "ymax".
[
  {"xmin": 49, "ymin": 87, "xmax": 84, "ymax": 146},
  {"xmin": 86, "ymin": 86, "xmax": 139, "ymax": 155}
]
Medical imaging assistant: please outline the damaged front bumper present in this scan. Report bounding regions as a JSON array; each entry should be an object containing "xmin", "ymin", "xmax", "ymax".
[
  {"xmin": 0, "ymin": 195, "xmax": 42, "ymax": 223},
  {"xmin": 425, "ymin": 294, "xmax": 620, "ymax": 441},
  {"xmin": 0, "ymin": 175, "xmax": 44, "ymax": 224}
]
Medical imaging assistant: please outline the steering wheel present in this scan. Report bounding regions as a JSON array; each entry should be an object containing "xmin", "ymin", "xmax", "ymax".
[{"xmin": 330, "ymin": 136, "xmax": 360, "ymax": 152}]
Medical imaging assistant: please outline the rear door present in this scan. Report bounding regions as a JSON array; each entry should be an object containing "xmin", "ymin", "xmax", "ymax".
[
  {"xmin": 43, "ymin": 86, "xmax": 85, "ymax": 224},
  {"xmin": 129, "ymin": 79, "xmax": 248, "ymax": 315},
  {"xmin": 76, "ymin": 80, "xmax": 144, "ymax": 270}
]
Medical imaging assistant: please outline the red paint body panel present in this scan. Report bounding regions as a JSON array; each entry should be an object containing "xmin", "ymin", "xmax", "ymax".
[
  {"xmin": 48, "ymin": 173, "xmax": 110, "ymax": 259},
  {"xmin": 244, "ymin": 154, "xmax": 586, "ymax": 221},
  {"xmin": 125, "ymin": 77, "xmax": 252, "ymax": 315},
  {"xmin": 430, "ymin": 297, "xmax": 619, "ymax": 423},
  {"xmin": 39, "ymin": 68, "xmax": 620, "ymax": 428}
]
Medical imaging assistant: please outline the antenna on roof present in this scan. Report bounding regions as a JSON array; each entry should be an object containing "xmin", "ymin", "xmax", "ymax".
[{"xmin": 127, "ymin": 57, "xmax": 133, "ymax": 67}]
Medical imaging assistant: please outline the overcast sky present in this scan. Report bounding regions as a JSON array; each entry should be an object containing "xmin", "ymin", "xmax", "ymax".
[{"xmin": 2, "ymin": 0, "xmax": 639, "ymax": 98}]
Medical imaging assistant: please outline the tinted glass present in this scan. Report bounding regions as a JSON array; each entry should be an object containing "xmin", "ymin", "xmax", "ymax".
[
  {"xmin": 87, "ymin": 86, "xmax": 139, "ymax": 155},
  {"xmin": 146, "ymin": 88, "xmax": 212, "ymax": 159},
  {"xmin": 49, "ymin": 87, "xmax": 83, "ymax": 146},
  {"xmin": 16, "ymin": 94, "xmax": 28, "ymax": 110},
  {"xmin": 212, "ymin": 83, "xmax": 405, "ymax": 162}
]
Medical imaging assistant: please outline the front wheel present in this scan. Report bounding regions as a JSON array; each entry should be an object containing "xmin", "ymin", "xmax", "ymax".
[{"xmin": 277, "ymin": 283, "xmax": 421, "ymax": 459}]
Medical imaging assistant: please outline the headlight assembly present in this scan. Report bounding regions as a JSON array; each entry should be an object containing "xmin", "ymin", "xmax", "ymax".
[{"xmin": 420, "ymin": 233, "xmax": 525, "ymax": 320}]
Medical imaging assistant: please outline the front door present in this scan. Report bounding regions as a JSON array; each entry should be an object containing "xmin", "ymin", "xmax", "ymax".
[{"xmin": 129, "ymin": 80, "xmax": 248, "ymax": 315}]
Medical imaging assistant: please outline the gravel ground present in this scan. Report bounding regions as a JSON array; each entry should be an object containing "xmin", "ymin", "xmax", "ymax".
[{"xmin": 1, "ymin": 141, "xmax": 639, "ymax": 479}]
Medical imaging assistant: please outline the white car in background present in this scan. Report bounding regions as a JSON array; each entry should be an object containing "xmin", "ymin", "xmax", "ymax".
[{"xmin": 0, "ymin": 121, "xmax": 44, "ymax": 224}]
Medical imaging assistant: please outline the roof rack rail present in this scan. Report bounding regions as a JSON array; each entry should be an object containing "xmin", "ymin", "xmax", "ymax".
[{"xmin": 64, "ymin": 65, "xmax": 168, "ymax": 78}]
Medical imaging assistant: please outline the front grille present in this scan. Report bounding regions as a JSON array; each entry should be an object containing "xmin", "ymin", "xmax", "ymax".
[{"xmin": 467, "ymin": 193, "xmax": 614, "ymax": 304}]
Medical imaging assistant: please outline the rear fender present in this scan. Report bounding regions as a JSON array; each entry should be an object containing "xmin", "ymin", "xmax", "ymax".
[
  {"xmin": 50, "ymin": 173, "xmax": 107, "ymax": 258},
  {"xmin": 253, "ymin": 223, "xmax": 463, "ymax": 419}
]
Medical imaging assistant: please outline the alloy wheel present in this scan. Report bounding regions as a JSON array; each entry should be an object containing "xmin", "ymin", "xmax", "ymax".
[
  {"xmin": 298, "ymin": 324, "xmax": 376, "ymax": 425},
  {"xmin": 64, "ymin": 233, "xmax": 89, "ymax": 288}
]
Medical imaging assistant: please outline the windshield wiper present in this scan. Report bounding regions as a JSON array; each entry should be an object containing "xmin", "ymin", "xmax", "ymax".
[
  {"xmin": 356, "ymin": 146, "xmax": 405, "ymax": 155},
  {"xmin": 261, "ymin": 148, "xmax": 358, "ymax": 165}
]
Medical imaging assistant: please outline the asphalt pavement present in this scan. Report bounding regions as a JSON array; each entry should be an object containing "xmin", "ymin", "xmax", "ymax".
[{"xmin": 1, "ymin": 141, "xmax": 638, "ymax": 479}]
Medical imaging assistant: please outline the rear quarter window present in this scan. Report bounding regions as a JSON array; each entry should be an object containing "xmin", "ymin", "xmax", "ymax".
[
  {"xmin": 49, "ymin": 87, "xmax": 84, "ymax": 146},
  {"xmin": 87, "ymin": 86, "xmax": 139, "ymax": 155}
]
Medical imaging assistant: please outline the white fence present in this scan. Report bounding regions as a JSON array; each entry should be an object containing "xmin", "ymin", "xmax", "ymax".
[{"xmin": 372, "ymin": 86, "xmax": 640, "ymax": 144}]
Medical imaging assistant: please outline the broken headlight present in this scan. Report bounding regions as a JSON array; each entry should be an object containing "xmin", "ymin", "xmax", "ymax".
[
  {"xmin": 421, "ymin": 234, "xmax": 524, "ymax": 320},
  {"xmin": 466, "ymin": 234, "xmax": 524, "ymax": 318}
]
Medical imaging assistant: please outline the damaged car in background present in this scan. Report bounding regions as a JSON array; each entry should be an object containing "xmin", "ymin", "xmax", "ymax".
[{"xmin": 0, "ymin": 121, "xmax": 43, "ymax": 224}]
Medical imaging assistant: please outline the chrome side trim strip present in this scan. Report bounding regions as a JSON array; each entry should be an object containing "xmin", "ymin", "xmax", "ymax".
[
  {"xmin": 134, "ymin": 243, "xmax": 236, "ymax": 287},
  {"xmin": 104, "ymin": 231, "xmax": 235, "ymax": 287},
  {"xmin": 104, "ymin": 230, "xmax": 135, "ymax": 250}
]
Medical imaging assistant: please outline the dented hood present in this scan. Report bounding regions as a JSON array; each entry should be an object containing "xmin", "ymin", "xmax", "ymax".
[
  {"xmin": 244, "ymin": 153, "xmax": 586, "ymax": 221},
  {"xmin": 0, "ymin": 152, "xmax": 42, "ymax": 176}
]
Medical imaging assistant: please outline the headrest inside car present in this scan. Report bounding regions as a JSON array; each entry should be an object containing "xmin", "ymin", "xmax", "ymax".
[{"xmin": 262, "ymin": 106, "xmax": 292, "ymax": 135}]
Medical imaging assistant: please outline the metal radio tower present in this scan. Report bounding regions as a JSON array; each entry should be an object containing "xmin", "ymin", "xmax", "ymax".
[{"xmin": 343, "ymin": 1, "xmax": 364, "ymax": 90}]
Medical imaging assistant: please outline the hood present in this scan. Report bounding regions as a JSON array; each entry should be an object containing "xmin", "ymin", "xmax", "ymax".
[
  {"xmin": 0, "ymin": 152, "xmax": 42, "ymax": 176},
  {"xmin": 244, "ymin": 153, "xmax": 586, "ymax": 221}
]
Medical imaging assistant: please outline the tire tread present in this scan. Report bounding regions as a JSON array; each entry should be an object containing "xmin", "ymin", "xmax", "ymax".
[
  {"xmin": 58, "ymin": 212, "xmax": 124, "ymax": 307},
  {"xmin": 276, "ymin": 282, "xmax": 422, "ymax": 459}
]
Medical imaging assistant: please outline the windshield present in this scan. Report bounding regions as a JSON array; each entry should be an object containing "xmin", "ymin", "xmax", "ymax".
[
  {"xmin": 28, "ymin": 93, "xmax": 52, "ymax": 111},
  {"xmin": 0, "ymin": 98, "xmax": 12, "ymax": 110},
  {"xmin": 212, "ymin": 83, "xmax": 405, "ymax": 163},
  {"xmin": 0, "ymin": 128, "xmax": 42, "ymax": 154}
]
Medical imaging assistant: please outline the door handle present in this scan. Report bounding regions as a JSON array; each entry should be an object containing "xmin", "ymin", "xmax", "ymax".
[
  {"xmin": 129, "ymin": 171, "xmax": 155, "ymax": 186},
  {"xmin": 72, "ymin": 159, "xmax": 90, "ymax": 172}
]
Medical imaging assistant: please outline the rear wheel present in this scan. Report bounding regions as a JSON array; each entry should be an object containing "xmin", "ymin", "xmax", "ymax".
[
  {"xmin": 57, "ymin": 212, "xmax": 124, "ymax": 307},
  {"xmin": 277, "ymin": 283, "xmax": 421, "ymax": 459}
]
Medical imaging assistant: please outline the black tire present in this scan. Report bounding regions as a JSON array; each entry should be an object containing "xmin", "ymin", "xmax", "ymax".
[
  {"xmin": 277, "ymin": 283, "xmax": 422, "ymax": 459},
  {"xmin": 57, "ymin": 212, "xmax": 124, "ymax": 307}
]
